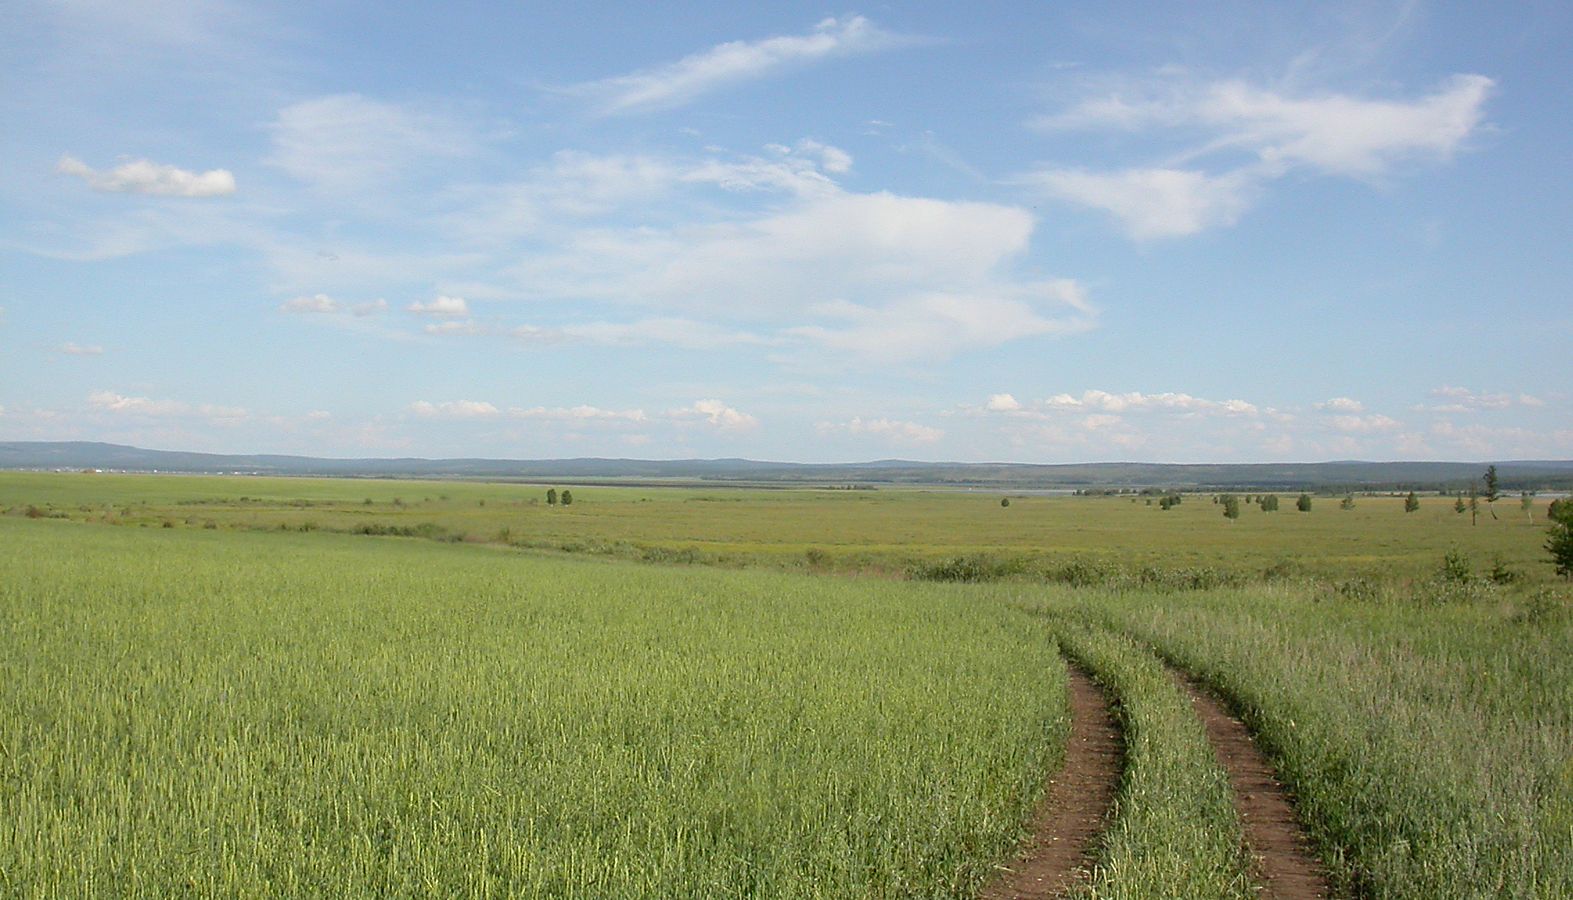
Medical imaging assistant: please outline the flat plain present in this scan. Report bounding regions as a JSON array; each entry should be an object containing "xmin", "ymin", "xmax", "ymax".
[{"xmin": 1, "ymin": 471, "xmax": 1568, "ymax": 897}]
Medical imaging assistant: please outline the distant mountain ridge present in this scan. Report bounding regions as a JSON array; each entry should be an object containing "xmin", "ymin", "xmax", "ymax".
[{"xmin": 3, "ymin": 441, "xmax": 1572, "ymax": 491}]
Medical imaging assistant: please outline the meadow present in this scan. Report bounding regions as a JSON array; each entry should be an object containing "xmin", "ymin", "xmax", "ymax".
[{"xmin": 1, "ymin": 471, "xmax": 1569, "ymax": 896}]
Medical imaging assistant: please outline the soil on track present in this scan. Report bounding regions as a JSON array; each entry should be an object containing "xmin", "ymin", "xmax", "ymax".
[
  {"xmin": 980, "ymin": 664, "xmax": 1122, "ymax": 900},
  {"xmin": 1179, "ymin": 677, "xmax": 1331, "ymax": 899}
]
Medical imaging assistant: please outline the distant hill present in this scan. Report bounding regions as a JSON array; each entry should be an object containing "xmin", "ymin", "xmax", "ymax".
[{"xmin": 3, "ymin": 441, "xmax": 1571, "ymax": 491}]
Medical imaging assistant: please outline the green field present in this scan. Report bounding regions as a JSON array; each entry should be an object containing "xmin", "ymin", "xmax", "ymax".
[
  {"xmin": 2, "ymin": 472, "xmax": 1570, "ymax": 896},
  {"xmin": 0, "ymin": 471, "xmax": 1556, "ymax": 583}
]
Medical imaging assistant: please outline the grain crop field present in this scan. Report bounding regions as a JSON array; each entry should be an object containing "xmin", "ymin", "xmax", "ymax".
[{"xmin": 2, "ymin": 472, "xmax": 1570, "ymax": 897}]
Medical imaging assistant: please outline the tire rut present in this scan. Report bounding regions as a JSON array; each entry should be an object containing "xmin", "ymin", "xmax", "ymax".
[
  {"xmin": 980, "ymin": 662, "xmax": 1123, "ymax": 899},
  {"xmin": 1175, "ymin": 673, "xmax": 1331, "ymax": 899}
]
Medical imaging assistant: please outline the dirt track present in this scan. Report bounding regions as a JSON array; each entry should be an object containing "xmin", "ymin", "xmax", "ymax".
[
  {"xmin": 980, "ymin": 664, "xmax": 1122, "ymax": 899},
  {"xmin": 1179, "ymin": 676, "xmax": 1331, "ymax": 899}
]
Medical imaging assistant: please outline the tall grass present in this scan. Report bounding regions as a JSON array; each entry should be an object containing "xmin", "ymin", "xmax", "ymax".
[{"xmin": 0, "ymin": 519, "xmax": 1065, "ymax": 896}]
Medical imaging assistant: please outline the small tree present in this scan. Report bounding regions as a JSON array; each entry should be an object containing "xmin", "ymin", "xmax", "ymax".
[
  {"xmin": 1296, "ymin": 493, "xmax": 1313, "ymax": 512},
  {"xmin": 1483, "ymin": 466, "xmax": 1500, "ymax": 519},
  {"xmin": 1222, "ymin": 494, "xmax": 1241, "ymax": 522},
  {"xmin": 1469, "ymin": 485, "xmax": 1479, "ymax": 526},
  {"xmin": 560, "ymin": 489, "xmax": 573, "ymax": 506},
  {"xmin": 1521, "ymin": 491, "xmax": 1534, "ymax": 523},
  {"xmin": 1547, "ymin": 499, "xmax": 1573, "ymax": 578},
  {"xmin": 1454, "ymin": 496, "xmax": 1467, "ymax": 515},
  {"xmin": 1000, "ymin": 497, "xmax": 1010, "ymax": 508},
  {"xmin": 546, "ymin": 488, "xmax": 558, "ymax": 506},
  {"xmin": 1259, "ymin": 494, "xmax": 1279, "ymax": 512},
  {"xmin": 1340, "ymin": 494, "xmax": 1355, "ymax": 510},
  {"xmin": 1404, "ymin": 491, "xmax": 1420, "ymax": 513}
]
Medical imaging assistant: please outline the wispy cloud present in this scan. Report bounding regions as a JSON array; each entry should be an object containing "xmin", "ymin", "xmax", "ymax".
[
  {"xmin": 57, "ymin": 154, "xmax": 236, "ymax": 197},
  {"xmin": 1028, "ymin": 74, "xmax": 1493, "ymax": 238},
  {"xmin": 570, "ymin": 16, "xmax": 909, "ymax": 115},
  {"xmin": 58, "ymin": 342, "xmax": 105, "ymax": 356},
  {"xmin": 268, "ymin": 94, "xmax": 472, "ymax": 191}
]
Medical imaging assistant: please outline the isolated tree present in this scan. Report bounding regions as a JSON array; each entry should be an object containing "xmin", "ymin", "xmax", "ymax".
[
  {"xmin": 1522, "ymin": 492, "xmax": 1535, "ymax": 523},
  {"xmin": 1296, "ymin": 493, "xmax": 1313, "ymax": 512},
  {"xmin": 1222, "ymin": 494, "xmax": 1241, "ymax": 522},
  {"xmin": 546, "ymin": 488, "xmax": 558, "ymax": 506},
  {"xmin": 1341, "ymin": 494, "xmax": 1356, "ymax": 510},
  {"xmin": 1454, "ymin": 495, "xmax": 1467, "ymax": 515},
  {"xmin": 560, "ymin": 489, "xmax": 573, "ymax": 506},
  {"xmin": 1547, "ymin": 499, "xmax": 1573, "ymax": 578},
  {"xmin": 1000, "ymin": 497, "xmax": 1010, "ymax": 507},
  {"xmin": 1483, "ymin": 466, "xmax": 1500, "ymax": 519},
  {"xmin": 1259, "ymin": 494, "xmax": 1280, "ymax": 512},
  {"xmin": 1469, "ymin": 485, "xmax": 1480, "ymax": 526},
  {"xmin": 1404, "ymin": 491, "xmax": 1420, "ymax": 513}
]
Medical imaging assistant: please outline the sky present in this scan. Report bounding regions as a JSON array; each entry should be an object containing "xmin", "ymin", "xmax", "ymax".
[{"xmin": 1, "ymin": 1, "xmax": 1569, "ymax": 463}]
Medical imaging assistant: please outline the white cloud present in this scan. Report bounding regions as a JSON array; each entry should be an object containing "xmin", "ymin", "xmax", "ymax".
[
  {"xmin": 1419, "ymin": 385, "xmax": 1521, "ymax": 413},
  {"xmin": 986, "ymin": 393, "xmax": 1021, "ymax": 411},
  {"xmin": 1030, "ymin": 74, "xmax": 1493, "ymax": 237},
  {"xmin": 1027, "ymin": 167, "xmax": 1255, "ymax": 239},
  {"xmin": 58, "ymin": 342, "xmax": 105, "ymax": 356},
  {"xmin": 573, "ymin": 16, "xmax": 904, "ymax": 115},
  {"xmin": 88, "ymin": 391, "xmax": 246, "ymax": 419},
  {"xmin": 56, "ymin": 154, "xmax": 236, "ymax": 197},
  {"xmin": 788, "ymin": 283, "xmax": 1094, "ymax": 363},
  {"xmin": 674, "ymin": 399, "xmax": 758, "ymax": 431},
  {"xmin": 1315, "ymin": 397, "xmax": 1366, "ymax": 412},
  {"xmin": 1330, "ymin": 413, "xmax": 1402, "ymax": 433},
  {"xmin": 408, "ymin": 400, "xmax": 499, "ymax": 419},
  {"xmin": 510, "ymin": 188, "xmax": 1091, "ymax": 362},
  {"xmin": 423, "ymin": 320, "xmax": 485, "ymax": 336},
  {"xmin": 279, "ymin": 294, "xmax": 386, "ymax": 316},
  {"xmin": 407, "ymin": 295, "xmax": 470, "ymax": 317},
  {"xmin": 986, "ymin": 389, "xmax": 1259, "ymax": 417},
  {"xmin": 817, "ymin": 416, "xmax": 943, "ymax": 444},
  {"xmin": 509, "ymin": 405, "xmax": 648, "ymax": 423},
  {"xmin": 269, "ymin": 94, "xmax": 471, "ymax": 190}
]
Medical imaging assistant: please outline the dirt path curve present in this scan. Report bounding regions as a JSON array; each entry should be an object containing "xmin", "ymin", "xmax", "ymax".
[
  {"xmin": 980, "ymin": 663, "xmax": 1122, "ymax": 900},
  {"xmin": 1177, "ymin": 676, "xmax": 1331, "ymax": 899}
]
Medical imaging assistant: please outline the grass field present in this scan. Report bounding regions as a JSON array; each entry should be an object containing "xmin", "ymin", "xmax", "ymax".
[
  {"xmin": 2, "ymin": 471, "xmax": 1570, "ymax": 896},
  {"xmin": 0, "ymin": 471, "xmax": 1557, "ymax": 583},
  {"xmin": 0, "ymin": 518, "xmax": 1064, "ymax": 896}
]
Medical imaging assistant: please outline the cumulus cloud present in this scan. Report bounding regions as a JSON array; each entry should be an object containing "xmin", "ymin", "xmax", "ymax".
[
  {"xmin": 1315, "ymin": 397, "xmax": 1366, "ymax": 412},
  {"xmin": 407, "ymin": 295, "xmax": 470, "ymax": 317},
  {"xmin": 789, "ymin": 283, "xmax": 1094, "ymax": 363},
  {"xmin": 88, "ymin": 391, "xmax": 246, "ymax": 419},
  {"xmin": 816, "ymin": 416, "xmax": 943, "ymax": 444},
  {"xmin": 674, "ymin": 399, "xmax": 759, "ymax": 431},
  {"xmin": 510, "ymin": 186, "xmax": 1093, "ymax": 362},
  {"xmin": 1029, "ymin": 74, "xmax": 1493, "ymax": 237},
  {"xmin": 986, "ymin": 393, "xmax": 1021, "ymax": 411},
  {"xmin": 572, "ymin": 16, "xmax": 905, "ymax": 115},
  {"xmin": 58, "ymin": 342, "xmax": 105, "ymax": 356},
  {"xmin": 57, "ymin": 154, "xmax": 236, "ymax": 197},
  {"xmin": 408, "ymin": 400, "xmax": 500, "ymax": 419},
  {"xmin": 279, "ymin": 294, "xmax": 386, "ymax": 316}
]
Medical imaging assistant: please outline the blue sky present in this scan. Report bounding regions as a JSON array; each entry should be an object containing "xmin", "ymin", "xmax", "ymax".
[{"xmin": 2, "ymin": 1, "xmax": 1568, "ymax": 462}]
